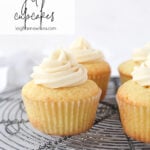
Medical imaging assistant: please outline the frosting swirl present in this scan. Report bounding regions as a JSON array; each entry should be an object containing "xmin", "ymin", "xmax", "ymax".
[
  {"xmin": 132, "ymin": 56, "xmax": 150, "ymax": 86},
  {"xmin": 132, "ymin": 48, "xmax": 150, "ymax": 62},
  {"xmin": 70, "ymin": 38, "xmax": 104, "ymax": 63},
  {"xmin": 31, "ymin": 49, "xmax": 88, "ymax": 88}
]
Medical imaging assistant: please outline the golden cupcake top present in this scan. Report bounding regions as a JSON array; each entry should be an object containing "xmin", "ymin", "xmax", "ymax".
[
  {"xmin": 31, "ymin": 49, "xmax": 88, "ymax": 88},
  {"xmin": 118, "ymin": 60, "xmax": 139, "ymax": 76},
  {"xmin": 132, "ymin": 56, "xmax": 150, "ymax": 86},
  {"xmin": 70, "ymin": 37, "xmax": 104, "ymax": 63},
  {"xmin": 117, "ymin": 80, "xmax": 150, "ymax": 107},
  {"xmin": 22, "ymin": 80, "xmax": 100, "ymax": 102},
  {"xmin": 118, "ymin": 47, "xmax": 150, "ymax": 76}
]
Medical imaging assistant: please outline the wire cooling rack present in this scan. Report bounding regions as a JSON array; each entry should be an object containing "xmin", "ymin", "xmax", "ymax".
[{"xmin": 0, "ymin": 77, "xmax": 150, "ymax": 150}]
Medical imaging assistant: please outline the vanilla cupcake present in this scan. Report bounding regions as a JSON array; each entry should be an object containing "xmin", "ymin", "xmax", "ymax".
[
  {"xmin": 70, "ymin": 38, "xmax": 111, "ymax": 100},
  {"xmin": 118, "ymin": 47, "xmax": 150, "ymax": 84},
  {"xmin": 117, "ymin": 59, "xmax": 150, "ymax": 143},
  {"xmin": 22, "ymin": 49, "xmax": 101, "ymax": 136}
]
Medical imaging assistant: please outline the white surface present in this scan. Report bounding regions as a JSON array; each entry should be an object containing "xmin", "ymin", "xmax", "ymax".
[{"xmin": 1, "ymin": 0, "xmax": 150, "ymax": 91}]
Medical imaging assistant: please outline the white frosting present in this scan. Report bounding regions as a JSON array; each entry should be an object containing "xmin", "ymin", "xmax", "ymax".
[
  {"xmin": 132, "ymin": 57, "xmax": 150, "ymax": 86},
  {"xmin": 132, "ymin": 48, "xmax": 150, "ymax": 62},
  {"xmin": 70, "ymin": 38, "xmax": 104, "ymax": 63},
  {"xmin": 31, "ymin": 49, "xmax": 88, "ymax": 88}
]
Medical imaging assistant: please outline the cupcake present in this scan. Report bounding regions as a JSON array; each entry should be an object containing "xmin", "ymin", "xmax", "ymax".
[
  {"xmin": 117, "ymin": 59, "xmax": 150, "ymax": 143},
  {"xmin": 70, "ymin": 38, "xmax": 111, "ymax": 100},
  {"xmin": 118, "ymin": 47, "xmax": 150, "ymax": 84},
  {"xmin": 22, "ymin": 49, "xmax": 101, "ymax": 136}
]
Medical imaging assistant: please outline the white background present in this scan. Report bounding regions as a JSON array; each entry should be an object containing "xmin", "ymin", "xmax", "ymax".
[{"xmin": 1, "ymin": 0, "xmax": 150, "ymax": 91}]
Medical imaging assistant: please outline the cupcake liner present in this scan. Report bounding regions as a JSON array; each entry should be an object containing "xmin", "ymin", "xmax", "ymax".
[
  {"xmin": 88, "ymin": 73, "xmax": 110, "ymax": 100},
  {"xmin": 117, "ymin": 98, "xmax": 150, "ymax": 143},
  {"xmin": 22, "ymin": 92, "xmax": 101, "ymax": 136}
]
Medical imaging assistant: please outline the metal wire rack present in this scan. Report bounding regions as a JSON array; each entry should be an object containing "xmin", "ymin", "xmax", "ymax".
[{"xmin": 0, "ymin": 77, "xmax": 150, "ymax": 150}]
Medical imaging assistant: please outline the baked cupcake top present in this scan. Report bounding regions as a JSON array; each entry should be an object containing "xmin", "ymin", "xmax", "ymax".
[
  {"xmin": 117, "ymin": 80, "xmax": 150, "ymax": 106},
  {"xmin": 31, "ymin": 49, "xmax": 88, "ymax": 88},
  {"xmin": 118, "ymin": 47, "xmax": 150, "ymax": 76},
  {"xmin": 117, "ymin": 58, "xmax": 150, "ymax": 106},
  {"xmin": 70, "ymin": 37, "xmax": 104, "ymax": 63}
]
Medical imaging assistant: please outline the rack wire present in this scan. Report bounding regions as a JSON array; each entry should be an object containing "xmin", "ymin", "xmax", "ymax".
[{"xmin": 0, "ymin": 77, "xmax": 150, "ymax": 150}]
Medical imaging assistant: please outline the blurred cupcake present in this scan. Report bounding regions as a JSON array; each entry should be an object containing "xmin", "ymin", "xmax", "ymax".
[
  {"xmin": 117, "ymin": 59, "xmax": 150, "ymax": 143},
  {"xmin": 70, "ymin": 38, "xmax": 111, "ymax": 100},
  {"xmin": 118, "ymin": 47, "xmax": 150, "ymax": 84},
  {"xmin": 22, "ymin": 49, "xmax": 101, "ymax": 136}
]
